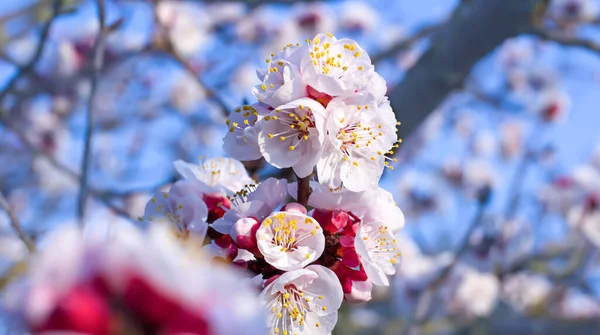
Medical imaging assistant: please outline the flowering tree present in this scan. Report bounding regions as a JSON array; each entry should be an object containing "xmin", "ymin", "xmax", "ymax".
[{"xmin": 1, "ymin": 0, "xmax": 600, "ymax": 334}]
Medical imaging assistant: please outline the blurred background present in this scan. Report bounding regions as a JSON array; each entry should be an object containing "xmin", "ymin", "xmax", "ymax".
[{"xmin": 1, "ymin": 0, "xmax": 600, "ymax": 334}]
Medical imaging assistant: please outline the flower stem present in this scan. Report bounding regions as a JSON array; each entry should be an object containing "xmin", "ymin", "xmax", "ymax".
[{"xmin": 296, "ymin": 175, "xmax": 311, "ymax": 208}]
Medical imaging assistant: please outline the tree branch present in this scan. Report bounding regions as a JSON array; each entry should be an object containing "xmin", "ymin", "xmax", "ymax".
[
  {"xmin": 0, "ymin": 191, "xmax": 35, "ymax": 253},
  {"xmin": 371, "ymin": 23, "xmax": 444, "ymax": 64},
  {"xmin": 296, "ymin": 175, "xmax": 311, "ymax": 208},
  {"xmin": 530, "ymin": 28, "xmax": 600, "ymax": 53},
  {"xmin": 0, "ymin": 0, "xmax": 63, "ymax": 107},
  {"xmin": 77, "ymin": 0, "xmax": 106, "ymax": 226},
  {"xmin": 389, "ymin": 0, "xmax": 540, "ymax": 153}
]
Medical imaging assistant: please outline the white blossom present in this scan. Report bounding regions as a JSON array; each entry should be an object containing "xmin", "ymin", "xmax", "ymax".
[
  {"xmin": 318, "ymin": 93, "xmax": 398, "ymax": 191},
  {"xmin": 256, "ymin": 211, "xmax": 325, "ymax": 271},
  {"xmin": 260, "ymin": 265, "xmax": 343, "ymax": 335},
  {"xmin": 173, "ymin": 157, "xmax": 255, "ymax": 195}
]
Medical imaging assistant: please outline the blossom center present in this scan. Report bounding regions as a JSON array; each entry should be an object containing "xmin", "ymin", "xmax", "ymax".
[
  {"xmin": 270, "ymin": 284, "xmax": 328, "ymax": 334},
  {"xmin": 266, "ymin": 105, "xmax": 317, "ymax": 151}
]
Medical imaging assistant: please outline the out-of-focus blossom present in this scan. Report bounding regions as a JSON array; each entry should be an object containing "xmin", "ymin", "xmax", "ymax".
[
  {"xmin": 502, "ymin": 272, "xmax": 552, "ymax": 314},
  {"xmin": 556, "ymin": 288, "xmax": 600, "ymax": 319},
  {"xmin": 338, "ymin": 1, "xmax": 379, "ymax": 33},
  {"xmin": 156, "ymin": 1, "xmax": 212, "ymax": 58},
  {"xmin": 170, "ymin": 72, "xmax": 207, "ymax": 114},
  {"xmin": 566, "ymin": 197, "xmax": 600, "ymax": 247},
  {"xmin": 498, "ymin": 37, "xmax": 535, "ymax": 69},
  {"xmin": 260, "ymin": 265, "xmax": 343, "ymax": 335},
  {"xmin": 3, "ymin": 223, "xmax": 266, "ymax": 335},
  {"xmin": 292, "ymin": 3, "xmax": 337, "ymax": 38},
  {"xmin": 443, "ymin": 265, "xmax": 500, "ymax": 318},
  {"xmin": 530, "ymin": 89, "xmax": 571, "ymax": 123},
  {"xmin": 471, "ymin": 130, "xmax": 497, "ymax": 157},
  {"xmin": 548, "ymin": 0, "xmax": 599, "ymax": 27},
  {"xmin": 499, "ymin": 121, "xmax": 525, "ymax": 160},
  {"xmin": 466, "ymin": 218, "xmax": 533, "ymax": 271}
]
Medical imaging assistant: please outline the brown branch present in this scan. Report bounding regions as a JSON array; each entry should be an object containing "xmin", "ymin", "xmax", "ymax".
[
  {"xmin": 77, "ymin": 0, "xmax": 106, "ymax": 226},
  {"xmin": 0, "ymin": 191, "xmax": 35, "ymax": 253},
  {"xmin": 371, "ymin": 23, "xmax": 444, "ymax": 64},
  {"xmin": 0, "ymin": 0, "xmax": 63, "ymax": 107},
  {"xmin": 296, "ymin": 175, "xmax": 311, "ymax": 208}
]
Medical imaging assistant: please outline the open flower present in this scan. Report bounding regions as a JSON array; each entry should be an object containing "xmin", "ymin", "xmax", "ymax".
[
  {"xmin": 212, "ymin": 178, "xmax": 288, "ymax": 236},
  {"xmin": 141, "ymin": 180, "xmax": 209, "ymax": 241},
  {"xmin": 301, "ymin": 33, "xmax": 382, "ymax": 99},
  {"xmin": 260, "ymin": 265, "xmax": 343, "ymax": 335},
  {"xmin": 223, "ymin": 103, "xmax": 269, "ymax": 161},
  {"xmin": 258, "ymin": 98, "xmax": 326, "ymax": 177},
  {"xmin": 318, "ymin": 93, "xmax": 398, "ymax": 191},
  {"xmin": 256, "ymin": 211, "xmax": 325, "ymax": 271},
  {"xmin": 354, "ymin": 222, "xmax": 401, "ymax": 286},
  {"xmin": 174, "ymin": 157, "xmax": 254, "ymax": 195},
  {"xmin": 254, "ymin": 44, "xmax": 307, "ymax": 107}
]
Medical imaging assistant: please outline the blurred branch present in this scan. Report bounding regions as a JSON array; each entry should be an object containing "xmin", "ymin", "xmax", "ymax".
[
  {"xmin": 530, "ymin": 28, "xmax": 600, "ymax": 53},
  {"xmin": 389, "ymin": 0, "xmax": 540, "ymax": 155},
  {"xmin": 503, "ymin": 121, "xmax": 543, "ymax": 220},
  {"xmin": 0, "ymin": 0, "xmax": 63, "ymax": 107},
  {"xmin": 0, "ymin": 118, "xmax": 135, "ymax": 222},
  {"xmin": 410, "ymin": 187, "xmax": 491, "ymax": 330},
  {"xmin": 0, "ymin": 191, "xmax": 35, "ymax": 253},
  {"xmin": 151, "ymin": 0, "xmax": 230, "ymax": 116},
  {"xmin": 371, "ymin": 23, "xmax": 444, "ymax": 64},
  {"xmin": 77, "ymin": 0, "xmax": 106, "ymax": 226}
]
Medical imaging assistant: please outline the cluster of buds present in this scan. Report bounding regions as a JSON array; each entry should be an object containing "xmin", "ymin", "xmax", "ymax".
[{"xmin": 139, "ymin": 33, "xmax": 404, "ymax": 334}]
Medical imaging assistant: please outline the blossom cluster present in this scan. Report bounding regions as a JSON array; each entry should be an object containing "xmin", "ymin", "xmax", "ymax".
[
  {"xmin": 139, "ymin": 33, "xmax": 403, "ymax": 334},
  {"xmin": 1, "ymin": 33, "xmax": 403, "ymax": 335}
]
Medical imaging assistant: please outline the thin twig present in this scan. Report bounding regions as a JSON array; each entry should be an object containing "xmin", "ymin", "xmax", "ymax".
[
  {"xmin": 409, "ymin": 187, "xmax": 490, "ymax": 331},
  {"xmin": 371, "ymin": 23, "xmax": 444, "ymax": 64},
  {"xmin": 77, "ymin": 0, "xmax": 106, "ymax": 226},
  {"xmin": 150, "ymin": 0, "xmax": 229, "ymax": 115},
  {"xmin": 530, "ymin": 28, "xmax": 600, "ymax": 54},
  {"xmin": 0, "ymin": 191, "xmax": 35, "ymax": 253},
  {"xmin": 0, "ymin": 117, "xmax": 135, "ymax": 222},
  {"xmin": 503, "ymin": 121, "xmax": 543, "ymax": 220},
  {"xmin": 0, "ymin": 0, "xmax": 63, "ymax": 107}
]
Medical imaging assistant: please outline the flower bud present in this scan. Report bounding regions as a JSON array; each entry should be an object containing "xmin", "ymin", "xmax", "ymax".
[
  {"xmin": 231, "ymin": 217, "xmax": 260, "ymax": 251},
  {"xmin": 281, "ymin": 202, "xmax": 307, "ymax": 215},
  {"xmin": 345, "ymin": 280, "xmax": 373, "ymax": 303}
]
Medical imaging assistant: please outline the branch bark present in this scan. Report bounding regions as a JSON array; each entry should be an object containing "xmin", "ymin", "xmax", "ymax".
[{"xmin": 389, "ymin": 0, "xmax": 540, "ymax": 149}]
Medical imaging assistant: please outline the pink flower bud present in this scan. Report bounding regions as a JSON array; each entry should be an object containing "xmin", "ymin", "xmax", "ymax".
[
  {"xmin": 231, "ymin": 217, "xmax": 260, "ymax": 251},
  {"xmin": 345, "ymin": 280, "xmax": 373, "ymax": 303},
  {"xmin": 281, "ymin": 202, "xmax": 307, "ymax": 215}
]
